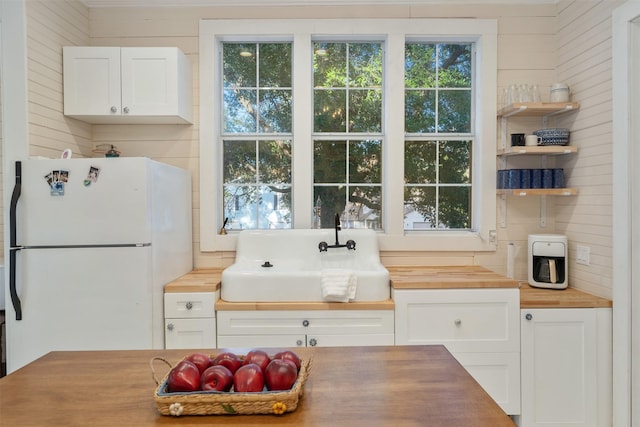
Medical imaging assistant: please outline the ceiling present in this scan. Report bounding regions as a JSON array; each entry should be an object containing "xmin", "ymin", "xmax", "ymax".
[{"xmin": 82, "ymin": 0, "xmax": 556, "ymax": 7}]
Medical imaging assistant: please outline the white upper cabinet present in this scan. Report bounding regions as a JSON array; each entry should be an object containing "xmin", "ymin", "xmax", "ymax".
[{"xmin": 63, "ymin": 46, "xmax": 193, "ymax": 124}]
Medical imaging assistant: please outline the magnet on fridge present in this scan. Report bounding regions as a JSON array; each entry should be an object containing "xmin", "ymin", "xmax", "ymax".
[
  {"xmin": 45, "ymin": 170, "xmax": 67, "ymax": 196},
  {"xmin": 84, "ymin": 165, "xmax": 100, "ymax": 186}
]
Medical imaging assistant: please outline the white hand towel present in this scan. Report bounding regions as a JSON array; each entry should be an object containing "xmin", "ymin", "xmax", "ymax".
[{"xmin": 321, "ymin": 269, "xmax": 357, "ymax": 302}]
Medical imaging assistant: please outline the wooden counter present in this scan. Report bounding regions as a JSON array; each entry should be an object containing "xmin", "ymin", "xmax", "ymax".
[
  {"xmin": 216, "ymin": 299, "xmax": 394, "ymax": 311},
  {"xmin": 0, "ymin": 346, "xmax": 515, "ymax": 427},
  {"xmin": 164, "ymin": 268, "xmax": 223, "ymax": 293},
  {"xmin": 519, "ymin": 283, "xmax": 612, "ymax": 308},
  {"xmin": 388, "ymin": 265, "xmax": 519, "ymax": 289}
]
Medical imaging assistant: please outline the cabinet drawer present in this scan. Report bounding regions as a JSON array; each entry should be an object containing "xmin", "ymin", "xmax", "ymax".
[
  {"xmin": 164, "ymin": 292, "xmax": 216, "ymax": 318},
  {"xmin": 217, "ymin": 335, "xmax": 307, "ymax": 349},
  {"xmin": 393, "ymin": 288, "xmax": 519, "ymax": 352},
  {"xmin": 217, "ymin": 310, "xmax": 394, "ymax": 336}
]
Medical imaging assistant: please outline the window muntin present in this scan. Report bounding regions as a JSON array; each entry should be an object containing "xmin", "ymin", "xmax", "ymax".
[
  {"xmin": 404, "ymin": 42, "xmax": 473, "ymax": 231},
  {"xmin": 313, "ymin": 41, "xmax": 383, "ymax": 229}
]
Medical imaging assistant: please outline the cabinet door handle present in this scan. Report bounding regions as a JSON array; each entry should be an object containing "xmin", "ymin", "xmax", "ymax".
[
  {"xmin": 185, "ymin": 302, "xmax": 193, "ymax": 310},
  {"xmin": 454, "ymin": 318, "xmax": 462, "ymax": 326},
  {"xmin": 123, "ymin": 106, "xmax": 130, "ymax": 114},
  {"xmin": 167, "ymin": 323, "xmax": 174, "ymax": 331},
  {"xmin": 302, "ymin": 320, "xmax": 310, "ymax": 327},
  {"xmin": 110, "ymin": 106, "xmax": 117, "ymax": 113},
  {"xmin": 308, "ymin": 338, "xmax": 317, "ymax": 347},
  {"xmin": 525, "ymin": 313, "xmax": 533, "ymax": 321},
  {"xmin": 296, "ymin": 339, "xmax": 303, "ymax": 346}
]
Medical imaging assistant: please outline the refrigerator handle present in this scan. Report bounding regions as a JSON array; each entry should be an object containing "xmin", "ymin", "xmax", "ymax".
[{"xmin": 9, "ymin": 161, "xmax": 23, "ymax": 320}]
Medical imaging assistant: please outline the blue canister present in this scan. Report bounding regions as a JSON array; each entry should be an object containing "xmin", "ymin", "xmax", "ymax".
[
  {"xmin": 520, "ymin": 169, "xmax": 532, "ymax": 188},
  {"xmin": 531, "ymin": 169, "xmax": 543, "ymax": 188},
  {"xmin": 552, "ymin": 168, "xmax": 565, "ymax": 188},
  {"xmin": 497, "ymin": 170, "xmax": 508, "ymax": 189},
  {"xmin": 542, "ymin": 169, "xmax": 553, "ymax": 188},
  {"xmin": 507, "ymin": 169, "xmax": 522, "ymax": 189}
]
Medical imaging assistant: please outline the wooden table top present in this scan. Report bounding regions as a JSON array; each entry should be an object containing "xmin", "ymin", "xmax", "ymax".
[
  {"xmin": 0, "ymin": 346, "xmax": 515, "ymax": 427},
  {"xmin": 388, "ymin": 265, "xmax": 519, "ymax": 289}
]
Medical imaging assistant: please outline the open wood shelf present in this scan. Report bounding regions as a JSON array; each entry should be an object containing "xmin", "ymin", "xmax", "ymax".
[
  {"xmin": 498, "ymin": 145, "xmax": 577, "ymax": 156},
  {"xmin": 497, "ymin": 188, "xmax": 578, "ymax": 197},
  {"xmin": 497, "ymin": 102, "xmax": 580, "ymax": 118}
]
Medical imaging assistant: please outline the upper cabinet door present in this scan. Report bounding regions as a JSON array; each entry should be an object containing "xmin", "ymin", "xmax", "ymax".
[
  {"xmin": 121, "ymin": 47, "xmax": 180, "ymax": 117},
  {"xmin": 63, "ymin": 46, "xmax": 121, "ymax": 117}
]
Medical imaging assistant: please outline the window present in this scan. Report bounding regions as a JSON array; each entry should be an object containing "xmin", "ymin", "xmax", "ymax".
[{"xmin": 200, "ymin": 19, "xmax": 497, "ymax": 252}]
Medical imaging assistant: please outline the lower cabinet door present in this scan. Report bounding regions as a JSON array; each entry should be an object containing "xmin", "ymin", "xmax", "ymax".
[
  {"xmin": 217, "ymin": 335, "xmax": 307, "ymax": 348},
  {"xmin": 520, "ymin": 309, "xmax": 598, "ymax": 427},
  {"xmin": 453, "ymin": 352, "xmax": 521, "ymax": 415},
  {"xmin": 164, "ymin": 318, "xmax": 216, "ymax": 349}
]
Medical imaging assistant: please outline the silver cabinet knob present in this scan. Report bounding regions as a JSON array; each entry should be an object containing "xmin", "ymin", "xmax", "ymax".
[
  {"xmin": 185, "ymin": 301, "xmax": 193, "ymax": 310},
  {"xmin": 309, "ymin": 338, "xmax": 317, "ymax": 347},
  {"xmin": 123, "ymin": 106, "xmax": 130, "ymax": 114},
  {"xmin": 296, "ymin": 339, "xmax": 303, "ymax": 346},
  {"xmin": 110, "ymin": 106, "xmax": 117, "ymax": 113},
  {"xmin": 454, "ymin": 318, "xmax": 462, "ymax": 326},
  {"xmin": 302, "ymin": 320, "xmax": 310, "ymax": 327},
  {"xmin": 167, "ymin": 323, "xmax": 174, "ymax": 331},
  {"xmin": 525, "ymin": 313, "xmax": 533, "ymax": 321}
]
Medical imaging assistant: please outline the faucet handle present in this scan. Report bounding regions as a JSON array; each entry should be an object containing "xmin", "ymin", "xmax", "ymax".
[
  {"xmin": 346, "ymin": 240, "xmax": 356, "ymax": 250},
  {"xmin": 334, "ymin": 213, "xmax": 341, "ymax": 230},
  {"xmin": 318, "ymin": 241, "xmax": 328, "ymax": 252}
]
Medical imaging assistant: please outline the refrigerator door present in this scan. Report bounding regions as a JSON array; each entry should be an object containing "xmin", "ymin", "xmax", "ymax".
[
  {"xmin": 6, "ymin": 246, "xmax": 153, "ymax": 373},
  {"xmin": 18, "ymin": 158, "xmax": 153, "ymax": 246}
]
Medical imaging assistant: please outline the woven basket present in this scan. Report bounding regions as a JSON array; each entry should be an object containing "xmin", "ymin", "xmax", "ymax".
[{"xmin": 151, "ymin": 355, "xmax": 312, "ymax": 416}]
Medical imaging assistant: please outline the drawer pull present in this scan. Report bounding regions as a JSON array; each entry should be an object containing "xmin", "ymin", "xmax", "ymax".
[
  {"xmin": 296, "ymin": 339, "xmax": 303, "ymax": 346},
  {"xmin": 167, "ymin": 323, "xmax": 174, "ymax": 331},
  {"xmin": 309, "ymin": 338, "xmax": 317, "ymax": 347},
  {"xmin": 302, "ymin": 320, "xmax": 310, "ymax": 327},
  {"xmin": 185, "ymin": 302, "xmax": 193, "ymax": 310},
  {"xmin": 454, "ymin": 318, "xmax": 462, "ymax": 326},
  {"xmin": 525, "ymin": 313, "xmax": 533, "ymax": 321}
]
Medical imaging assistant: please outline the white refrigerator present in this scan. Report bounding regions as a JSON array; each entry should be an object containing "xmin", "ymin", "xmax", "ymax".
[{"xmin": 6, "ymin": 157, "xmax": 192, "ymax": 373}]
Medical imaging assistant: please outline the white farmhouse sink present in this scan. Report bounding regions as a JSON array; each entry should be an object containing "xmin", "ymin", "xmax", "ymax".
[{"xmin": 221, "ymin": 229, "xmax": 390, "ymax": 302}]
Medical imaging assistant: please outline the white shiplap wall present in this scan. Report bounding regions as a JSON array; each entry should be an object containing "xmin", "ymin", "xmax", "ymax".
[
  {"xmin": 21, "ymin": 1, "xmax": 615, "ymax": 299},
  {"xmin": 26, "ymin": 0, "xmax": 91, "ymax": 159},
  {"xmin": 553, "ymin": 0, "xmax": 623, "ymax": 299}
]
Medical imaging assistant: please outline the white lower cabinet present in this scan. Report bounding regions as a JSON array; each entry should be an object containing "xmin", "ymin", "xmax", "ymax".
[
  {"xmin": 164, "ymin": 292, "xmax": 217, "ymax": 349},
  {"xmin": 519, "ymin": 308, "xmax": 612, "ymax": 427},
  {"xmin": 393, "ymin": 288, "xmax": 521, "ymax": 415},
  {"xmin": 216, "ymin": 310, "xmax": 394, "ymax": 348}
]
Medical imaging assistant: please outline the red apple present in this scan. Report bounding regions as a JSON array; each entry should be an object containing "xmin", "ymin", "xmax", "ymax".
[
  {"xmin": 200, "ymin": 365, "xmax": 234, "ymax": 391},
  {"xmin": 186, "ymin": 352, "xmax": 212, "ymax": 374},
  {"xmin": 242, "ymin": 349, "xmax": 271, "ymax": 372},
  {"xmin": 233, "ymin": 363, "xmax": 264, "ymax": 392},
  {"xmin": 167, "ymin": 360, "xmax": 201, "ymax": 392},
  {"xmin": 264, "ymin": 359, "xmax": 298, "ymax": 391},
  {"xmin": 273, "ymin": 350, "xmax": 301, "ymax": 371},
  {"xmin": 211, "ymin": 352, "xmax": 243, "ymax": 374}
]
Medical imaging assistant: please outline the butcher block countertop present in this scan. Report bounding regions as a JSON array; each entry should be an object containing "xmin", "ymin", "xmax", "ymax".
[
  {"xmin": 0, "ymin": 346, "xmax": 515, "ymax": 427},
  {"xmin": 519, "ymin": 283, "xmax": 612, "ymax": 308},
  {"xmin": 216, "ymin": 299, "xmax": 395, "ymax": 311},
  {"xmin": 388, "ymin": 265, "xmax": 519, "ymax": 289},
  {"xmin": 164, "ymin": 268, "xmax": 223, "ymax": 293}
]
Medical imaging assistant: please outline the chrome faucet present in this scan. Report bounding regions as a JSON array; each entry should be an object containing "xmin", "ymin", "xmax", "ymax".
[{"xmin": 318, "ymin": 213, "xmax": 356, "ymax": 252}]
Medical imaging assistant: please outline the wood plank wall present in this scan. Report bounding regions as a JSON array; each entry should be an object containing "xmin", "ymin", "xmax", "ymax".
[
  {"xmin": 553, "ymin": 0, "xmax": 623, "ymax": 298},
  {"xmin": 18, "ymin": 1, "xmax": 617, "ymax": 299}
]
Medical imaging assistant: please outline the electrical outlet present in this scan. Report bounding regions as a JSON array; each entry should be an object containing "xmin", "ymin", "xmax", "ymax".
[{"xmin": 576, "ymin": 245, "xmax": 590, "ymax": 266}]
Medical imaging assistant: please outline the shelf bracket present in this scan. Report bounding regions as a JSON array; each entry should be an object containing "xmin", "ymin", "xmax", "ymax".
[
  {"xmin": 500, "ymin": 194, "xmax": 507, "ymax": 228},
  {"xmin": 540, "ymin": 195, "xmax": 547, "ymax": 227},
  {"xmin": 542, "ymin": 104, "xmax": 577, "ymax": 127}
]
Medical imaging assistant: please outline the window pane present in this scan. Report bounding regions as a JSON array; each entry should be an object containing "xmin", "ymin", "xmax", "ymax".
[
  {"xmin": 314, "ymin": 89, "xmax": 346, "ymax": 132},
  {"xmin": 314, "ymin": 43, "xmax": 347, "ymax": 87},
  {"xmin": 259, "ymin": 44, "xmax": 292, "ymax": 87},
  {"xmin": 349, "ymin": 89, "xmax": 382, "ymax": 132},
  {"xmin": 259, "ymin": 140, "xmax": 291, "ymax": 183},
  {"xmin": 312, "ymin": 185, "xmax": 381, "ymax": 229},
  {"xmin": 259, "ymin": 89, "xmax": 292, "ymax": 133},
  {"xmin": 404, "ymin": 186, "xmax": 436, "ymax": 229},
  {"xmin": 437, "ymin": 44, "xmax": 471, "ymax": 88},
  {"xmin": 223, "ymin": 184, "xmax": 291, "ymax": 230},
  {"xmin": 349, "ymin": 139, "xmax": 381, "ymax": 183},
  {"xmin": 405, "ymin": 44, "xmax": 436, "ymax": 88},
  {"xmin": 439, "ymin": 140, "xmax": 471, "ymax": 184},
  {"xmin": 224, "ymin": 89, "xmax": 257, "ymax": 133},
  {"xmin": 223, "ymin": 140, "xmax": 256, "ymax": 182},
  {"xmin": 223, "ymin": 44, "xmax": 256, "ymax": 88},
  {"xmin": 439, "ymin": 186, "xmax": 471, "ymax": 228},
  {"xmin": 314, "ymin": 140, "xmax": 347, "ymax": 183},
  {"xmin": 348, "ymin": 43, "xmax": 383, "ymax": 88},
  {"xmin": 405, "ymin": 90, "xmax": 435, "ymax": 133},
  {"xmin": 405, "ymin": 141, "xmax": 436, "ymax": 183},
  {"xmin": 438, "ymin": 90, "xmax": 471, "ymax": 133}
]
